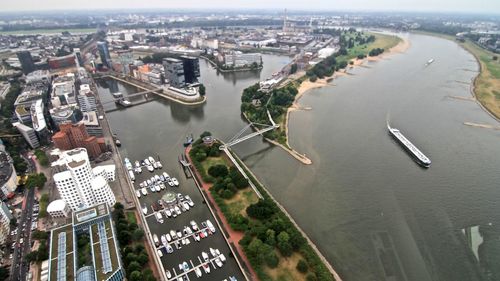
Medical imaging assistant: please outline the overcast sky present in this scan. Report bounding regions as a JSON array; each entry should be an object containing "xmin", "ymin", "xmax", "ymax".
[{"xmin": 2, "ymin": 0, "xmax": 500, "ymax": 14}]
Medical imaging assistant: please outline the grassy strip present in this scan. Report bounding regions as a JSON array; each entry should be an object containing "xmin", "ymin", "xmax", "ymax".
[{"xmin": 39, "ymin": 194, "xmax": 49, "ymax": 218}]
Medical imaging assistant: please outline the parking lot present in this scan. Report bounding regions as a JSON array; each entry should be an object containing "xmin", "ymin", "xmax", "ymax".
[{"xmin": 130, "ymin": 156, "xmax": 245, "ymax": 281}]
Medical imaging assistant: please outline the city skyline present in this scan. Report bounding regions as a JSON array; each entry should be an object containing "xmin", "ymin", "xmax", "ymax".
[{"xmin": 2, "ymin": 0, "xmax": 500, "ymax": 14}]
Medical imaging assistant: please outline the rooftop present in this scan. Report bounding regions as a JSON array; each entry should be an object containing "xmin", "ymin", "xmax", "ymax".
[{"xmin": 46, "ymin": 199, "xmax": 68, "ymax": 213}]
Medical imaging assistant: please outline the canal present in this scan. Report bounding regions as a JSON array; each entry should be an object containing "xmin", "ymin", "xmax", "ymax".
[{"xmin": 97, "ymin": 35, "xmax": 500, "ymax": 281}]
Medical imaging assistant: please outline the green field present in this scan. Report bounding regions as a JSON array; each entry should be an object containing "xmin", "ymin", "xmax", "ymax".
[
  {"xmin": 337, "ymin": 32, "xmax": 402, "ymax": 63},
  {"xmin": 0, "ymin": 28, "xmax": 96, "ymax": 35}
]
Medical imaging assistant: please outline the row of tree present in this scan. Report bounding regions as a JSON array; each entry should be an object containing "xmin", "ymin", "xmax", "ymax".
[
  {"xmin": 26, "ymin": 230, "xmax": 49, "ymax": 263},
  {"xmin": 112, "ymin": 203, "xmax": 153, "ymax": 281}
]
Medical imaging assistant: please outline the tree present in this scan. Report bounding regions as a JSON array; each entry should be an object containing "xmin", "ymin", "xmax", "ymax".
[
  {"xmin": 200, "ymin": 131, "xmax": 212, "ymax": 138},
  {"xmin": 277, "ymin": 231, "xmax": 293, "ymax": 256},
  {"xmin": 31, "ymin": 230, "xmax": 48, "ymax": 240},
  {"xmin": 129, "ymin": 271, "xmax": 143, "ymax": 281},
  {"xmin": 290, "ymin": 63, "xmax": 298, "ymax": 74},
  {"xmin": 127, "ymin": 261, "xmax": 142, "ymax": 274},
  {"xmin": 265, "ymin": 251, "xmax": 279, "ymax": 268},
  {"xmin": 493, "ymin": 56, "xmax": 498, "ymax": 61},
  {"xmin": 114, "ymin": 202, "xmax": 124, "ymax": 211},
  {"xmin": 142, "ymin": 269, "xmax": 155, "ymax": 281},
  {"xmin": 125, "ymin": 253, "xmax": 138, "ymax": 265},
  {"xmin": 208, "ymin": 164, "xmax": 228, "ymax": 178},
  {"xmin": 118, "ymin": 230, "xmax": 132, "ymax": 247},
  {"xmin": 10, "ymin": 218, "xmax": 17, "ymax": 227},
  {"xmin": 306, "ymin": 273, "xmax": 318, "ymax": 281},
  {"xmin": 0, "ymin": 267, "xmax": 9, "ymax": 281},
  {"xmin": 137, "ymin": 253, "xmax": 149, "ymax": 266},
  {"xmin": 297, "ymin": 259, "xmax": 308, "ymax": 273},
  {"xmin": 265, "ymin": 229, "xmax": 276, "ymax": 247},
  {"xmin": 246, "ymin": 199, "xmax": 276, "ymax": 220},
  {"xmin": 132, "ymin": 229, "xmax": 144, "ymax": 241},
  {"xmin": 199, "ymin": 84, "xmax": 206, "ymax": 96}
]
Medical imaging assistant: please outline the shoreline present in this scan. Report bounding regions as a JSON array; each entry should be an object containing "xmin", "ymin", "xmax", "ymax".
[
  {"xmin": 413, "ymin": 31, "xmax": 500, "ymax": 123},
  {"xmin": 284, "ymin": 36, "xmax": 411, "ymax": 154},
  {"xmin": 200, "ymin": 55, "xmax": 263, "ymax": 73}
]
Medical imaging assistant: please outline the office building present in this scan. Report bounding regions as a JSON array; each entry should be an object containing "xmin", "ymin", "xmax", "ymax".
[
  {"xmin": 47, "ymin": 203, "xmax": 125, "ymax": 281},
  {"xmin": 163, "ymin": 58, "xmax": 185, "ymax": 88},
  {"xmin": 73, "ymin": 48, "xmax": 84, "ymax": 67},
  {"xmin": 80, "ymin": 111, "xmax": 103, "ymax": 137},
  {"xmin": 31, "ymin": 99, "xmax": 50, "ymax": 145},
  {"xmin": 97, "ymin": 41, "xmax": 112, "ymax": 68},
  {"xmin": 163, "ymin": 56, "xmax": 201, "ymax": 88},
  {"xmin": 223, "ymin": 52, "xmax": 262, "ymax": 68},
  {"xmin": 49, "ymin": 106, "xmax": 83, "ymax": 127},
  {"xmin": 181, "ymin": 56, "xmax": 200, "ymax": 84},
  {"xmin": 51, "ymin": 74, "xmax": 77, "ymax": 107},
  {"xmin": 52, "ymin": 123, "xmax": 103, "ymax": 159},
  {"xmin": 0, "ymin": 202, "xmax": 13, "ymax": 244},
  {"xmin": 116, "ymin": 50, "xmax": 134, "ymax": 74},
  {"xmin": 14, "ymin": 83, "xmax": 48, "ymax": 107},
  {"xmin": 46, "ymin": 199, "xmax": 71, "ymax": 218},
  {"xmin": 16, "ymin": 50, "xmax": 35, "ymax": 74},
  {"xmin": 13, "ymin": 122, "xmax": 40, "ymax": 148},
  {"xmin": 77, "ymin": 85, "xmax": 97, "ymax": 113},
  {"xmin": 26, "ymin": 70, "xmax": 51, "ymax": 85},
  {"xmin": 0, "ymin": 141, "xmax": 18, "ymax": 199},
  {"xmin": 48, "ymin": 54, "xmax": 77, "ymax": 70},
  {"xmin": 51, "ymin": 148, "xmax": 116, "ymax": 211}
]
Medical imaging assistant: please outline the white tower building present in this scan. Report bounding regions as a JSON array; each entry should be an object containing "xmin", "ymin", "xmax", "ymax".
[{"xmin": 52, "ymin": 148, "xmax": 116, "ymax": 210}]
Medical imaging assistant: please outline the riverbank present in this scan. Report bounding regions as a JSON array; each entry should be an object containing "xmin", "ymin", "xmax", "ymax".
[
  {"xmin": 415, "ymin": 31, "xmax": 500, "ymax": 122},
  {"xmin": 284, "ymin": 34, "xmax": 410, "ymax": 155}
]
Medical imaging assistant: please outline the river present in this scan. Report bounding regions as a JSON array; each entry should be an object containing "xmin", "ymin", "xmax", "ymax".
[{"xmin": 97, "ymin": 34, "xmax": 500, "ymax": 281}]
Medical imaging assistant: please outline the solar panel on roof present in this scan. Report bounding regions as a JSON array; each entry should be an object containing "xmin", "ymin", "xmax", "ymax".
[
  {"xmin": 57, "ymin": 232, "xmax": 67, "ymax": 281},
  {"xmin": 97, "ymin": 222, "xmax": 112, "ymax": 273}
]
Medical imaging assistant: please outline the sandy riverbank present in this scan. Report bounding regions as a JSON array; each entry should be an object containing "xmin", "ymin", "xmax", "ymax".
[{"xmin": 284, "ymin": 36, "xmax": 410, "ymax": 152}]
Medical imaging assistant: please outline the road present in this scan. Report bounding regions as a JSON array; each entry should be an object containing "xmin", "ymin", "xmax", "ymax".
[{"xmin": 10, "ymin": 187, "xmax": 36, "ymax": 281}]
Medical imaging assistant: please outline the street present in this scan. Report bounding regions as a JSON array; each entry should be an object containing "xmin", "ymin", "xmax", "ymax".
[{"xmin": 10, "ymin": 187, "xmax": 36, "ymax": 281}]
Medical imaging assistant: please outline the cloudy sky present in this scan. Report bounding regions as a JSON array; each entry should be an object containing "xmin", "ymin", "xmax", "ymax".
[{"xmin": 2, "ymin": 0, "xmax": 500, "ymax": 14}]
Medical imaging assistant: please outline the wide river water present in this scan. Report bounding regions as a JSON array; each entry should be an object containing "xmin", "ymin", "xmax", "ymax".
[{"xmin": 97, "ymin": 33, "xmax": 500, "ymax": 281}]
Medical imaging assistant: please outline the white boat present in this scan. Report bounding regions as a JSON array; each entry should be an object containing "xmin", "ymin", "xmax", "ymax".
[
  {"xmin": 177, "ymin": 231, "xmax": 182, "ymax": 238},
  {"xmin": 124, "ymin": 158, "xmax": 133, "ymax": 170},
  {"xmin": 202, "ymin": 252, "xmax": 209, "ymax": 262},
  {"xmin": 170, "ymin": 230, "xmax": 177, "ymax": 239},
  {"xmin": 155, "ymin": 212, "xmax": 164, "ymax": 224},
  {"xmin": 206, "ymin": 220, "xmax": 216, "ymax": 233},
  {"xmin": 160, "ymin": 183, "xmax": 166, "ymax": 190},
  {"xmin": 149, "ymin": 185, "xmax": 156, "ymax": 193},
  {"xmin": 193, "ymin": 233, "xmax": 200, "ymax": 242},
  {"xmin": 153, "ymin": 234, "xmax": 160, "ymax": 247},
  {"xmin": 171, "ymin": 208, "xmax": 177, "ymax": 218},
  {"xmin": 135, "ymin": 190, "xmax": 141, "ymax": 198},
  {"xmin": 128, "ymin": 170, "xmax": 135, "ymax": 181},
  {"xmin": 144, "ymin": 159, "xmax": 151, "ymax": 166},
  {"xmin": 166, "ymin": 233, "xmax": 172, "ymax": 242},
  {"xmin": 182, "ymin": 261, "xmax": 189, "ymax": 271},
  {"xmin": 174, "ymin": 206, "xmax": 181, "ymax": 215},
  {"xmin": 195, "ymin": 267, "xmax": 202, "ymax": 278},
  {"xmin": 210, "ymin": 248, "xmax": 217, "ymax": 257},
  {"xmin": 157, "ymin": 249, "xmax": 163, "ymax": 257},
  {"xmin": 157, "ymin": 161, "xmax": 163, "ymax": 169},
  {"xmin": 166, "ymin": 270, "xmax": 172, "ymax": 279},
  {"xmin": 142, "ymin": 205, "xmax": 148, "ymax": 215},
  {"xmin": 166, "ymin": 244, "xmax": 173, "ymax": 253},
  {"xmin": 161, "ymin": 235, "xmax": 168, "ymax": 246},
  {"xmin": 155, "ymin": 185, "xmax": 161, "ymax": 192},
  {"xmin": 172, "ymin": 177, "xmax": 179, "ymax": 186},
  {"xmin": 148, "ymin": 156, "xmax": 156, "ymax": 165},
  {"xmin": 141, "ymin": 188, "xmax": 148, "ymax": 196},
  {"xmin": 167, "ymin": 178, "xmax": 174, "ymax": 187},
  {"xmin": 214, "ymin": 258, "xmax": 223, "ymax": 268},
  {"xmin": 183, "ymin": 202, "xmax": 190, "ymax": 211},
  {"xmin": 165, "ymin": 209, "xmax": 172, "ymax": 217},
  {"xmin": 153, "ymin": 162, "xmax": 158, "ymax": 169},
  {"xmin": 163, "ymin": 172, "xmax": 169, "ymax": 179},
  {"xmin": 202, "ymin": 263, "xmax": 210, "ymax": 274},
  {"xmin": 190, "ymin": 220, "xmax": 198, "ymax": 231},
  {"xmin": 147, "ymin": 165, "xmax": 154, "ymax": 172},
  {"xmin": 219, "ymin": 253, "xmax": 226, "ymax": 262},
  {"xmin": 155, "ymin": 175, "xmax": 161, "ymax": 182},
  {"xmin": 426, "ymin": 58, "xmax": 434, "ymax": 65},
  {"xmin": 146, "ymin": 179, "xmax": 152, "ymax": 186}
]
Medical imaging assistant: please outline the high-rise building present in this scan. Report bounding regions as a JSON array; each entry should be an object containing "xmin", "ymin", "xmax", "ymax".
[
  {"xmin": 51, "ymin": 148, "xmax": 116, "ymax": 211},
  {"xmin": 46, "ymin": 199, "xmax": 71, "ymax": 218},
  {"xmin": 16, "ymin": 50, "xmax": 35, "ymax": 74},
  {"xmin": 163, "ymin": 58, "xmax": 185, "ymax": 88},
  {"xmin": 77, "ymin": 85, "xmax": 97, "ymax": 112},
  {"xmin": 116, "ymin": 50, "xmax": 134, "ymax": 74},
  {"xmin": 0, "ymin": 142, "xmax": 18, "ymax": 200},
  {"xmin": 47, "ymin": 203, "xmax": 125, "ymax": 281},
  {"xmin": 181, "ymin": 56, "xmax": 200, "ymax": 84},
  {"xmin": 97, "ymin": 41, "xmax": 112, "ymax": 68},
  {"xmin": 13, "ymin": 122, "xmax": 40, "ymax": 148},
  {"xmin": 31, "ymin": 99, "xmax": 50, "ymax": 145},
  {"xmin": 0, "ymin": 202, "xmax": 13, "ymax": 244}
]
